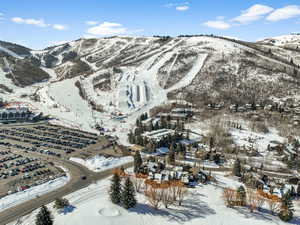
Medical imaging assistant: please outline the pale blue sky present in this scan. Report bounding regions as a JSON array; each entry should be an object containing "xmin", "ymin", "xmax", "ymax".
[{"xmin": 1, "ymin": 0, "xmax": 300, "ymax": 49}]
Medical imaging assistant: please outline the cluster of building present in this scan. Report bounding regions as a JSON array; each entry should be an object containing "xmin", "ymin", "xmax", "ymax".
[
  {"xmin": 141, "ymin": 160, "xmax": 210, "ymax": 185},
  {"xmin": 156, "ymin": 107, "xmax": 194, "ymax": 121}
]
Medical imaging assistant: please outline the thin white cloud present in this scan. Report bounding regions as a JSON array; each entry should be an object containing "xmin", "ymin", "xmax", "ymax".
[
  {"xmin": 86, "ymin": 21, "xmax": 98, "ymax": 26},
  {"xmin": 11, "ymin": 17, "xmax": 49, "ymax": 27},
  {"xmin": 11, "ymin": 17, "xmax": 69, "ymax": 31},
  {"xmin": 176, "ymin": 6, "xmax": 189, "ymax": 11},
  {"xmin": 266, "ymin": 5, "xmax": 300, "ymax": 22},
  {"xmin": 232, "ymin": 4, "xmax": 274, "ymax": 24},
  {"xmin": 86, "ymin": 22, "xmax": 127, "ymax": 36},
  {"xmin": 203, "ymin": 20, "xmax": 231, "ymax": 30},
  {"xmin": 53, "ymin": 24, "xmax": 68, "ymax": 30},
  {"xmin": 165, "ymin": 2, "xmax": 189, "ymax": 10}
]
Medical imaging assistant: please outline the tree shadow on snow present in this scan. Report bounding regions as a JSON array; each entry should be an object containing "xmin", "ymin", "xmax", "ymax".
[
  {"xmin": 238, "ymin": 207, "xmax": 300, "ymax": 225},
  {"xmin": 130, "ymin": 194, "xmax": 216, "ymax": 223},
  {"xmin": 234, "ymin": 207, "xmax": 275, "ymax": 222},
  {"xmin": 60, "ymin": 205, "xmax": 76, "ymax": 215},
  {"xmin": 289, "ymin": 216, "xmax": 300, "ymax": 225}
]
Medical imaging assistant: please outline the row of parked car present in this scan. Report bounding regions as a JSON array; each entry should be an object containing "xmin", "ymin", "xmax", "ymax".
[
  {"xmin": 34, "ymin": 125, "xmax": 98, "ymax": 139},
  {"xmin": 0, "ymin": 129, "xmax": 86, "ymax": 149},
  {"xmin": 0, "ymin": 150, "xmax": 11, "ymax": 155},
  {"xmin": 0, "ymin": 153, "xmax": 22, "ymax": 163},
  {"xmin": 0, "ymin": 141, "xmax": 63, "ymax": 157},
  {"xmin": 13, "ymin": 127, "xmax": 97, "ymax": 145},
  {"xmin": 0, "ymin": 160, "xmax": 46, "ymax": 179},
  {"xmin": 0, "ymin": 155, "xmax": 36, "ymax": 171}
]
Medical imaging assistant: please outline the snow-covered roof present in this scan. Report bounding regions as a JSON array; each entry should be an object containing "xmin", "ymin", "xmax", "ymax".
[
  {"xmin": 179, "ymin": 139, "xmax": 198, "ymax": 145},
  {"xmin": 171, "ymin": 108, "xmax": 193, "ymax": 113},
  {"xmin": 141, "ymin": 118, "xmax": 152, "ymax": 124},
  {"xmin": 142, "ymin": 129, "xmax": 174, "ymax": 140},
  {"xmin": 0, "ymin": 107, "xmax": 30, "ymax": 114},
  {"xmin": 170, "ymin": 113, "xmax": 188, "ymax": 118},
  {"xmin": 156, "ymin": 147, "xmax": 169, "ymax": 155}
]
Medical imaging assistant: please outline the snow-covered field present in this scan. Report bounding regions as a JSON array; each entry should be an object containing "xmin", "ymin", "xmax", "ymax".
[
  {"xmin": 9, "ymin": 171, "xmax": 300, "ymax": 225},
  {"xmin": 70, "ymin": 155, "xmax": 133, "ymax": 172},
  {"xmin": 0, "ymin": 173, "xmax": 70, "ymax": 212}
]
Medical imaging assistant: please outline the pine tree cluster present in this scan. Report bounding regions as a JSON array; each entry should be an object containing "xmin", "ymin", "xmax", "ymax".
[{"xmin": 109, "ymin": 173, "xmax": 137, "ymax": 209}]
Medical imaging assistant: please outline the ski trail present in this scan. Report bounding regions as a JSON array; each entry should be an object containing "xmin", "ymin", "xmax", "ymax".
[
  {"xmin": 0, "ymin": 45, "xmax": 23, "ymax": 59},
  {"xmin": 168, "ymin": 53, "xmax": 208, "ymax": 92},
  {"xmin": 163, "ymin": 52, "xmax": 178, "ymax": 88}
]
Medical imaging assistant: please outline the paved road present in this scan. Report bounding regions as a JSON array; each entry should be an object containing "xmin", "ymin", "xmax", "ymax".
[{"xmin": 0, "ymin": 155, "xmax": 133, "ymax": 225}]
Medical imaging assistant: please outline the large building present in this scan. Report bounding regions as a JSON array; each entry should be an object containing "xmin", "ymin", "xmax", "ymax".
[{"xmin": 0, "ymin": 107, "xmax": 37, "ymax": 123}]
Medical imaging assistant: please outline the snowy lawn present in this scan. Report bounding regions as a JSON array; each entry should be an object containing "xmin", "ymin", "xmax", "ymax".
[
  {"xmin": 70, "ymin": 155, "xmax": 133, "ymax": 172},
  {"xmin": 10, "ymin": 172, "xmax": 300, "ymax": 225}
]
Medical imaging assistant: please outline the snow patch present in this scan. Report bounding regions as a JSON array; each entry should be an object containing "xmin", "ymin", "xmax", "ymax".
[{"xmin": 70, "ymin": 155, "xmax": 133, "ymax": 172}]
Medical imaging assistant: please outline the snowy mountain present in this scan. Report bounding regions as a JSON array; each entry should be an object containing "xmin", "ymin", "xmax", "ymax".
[{"xmin": 0, "ymin": 35, "xmax": 300, "ymax": 141}]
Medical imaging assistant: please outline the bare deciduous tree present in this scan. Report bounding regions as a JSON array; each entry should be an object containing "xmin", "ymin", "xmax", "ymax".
[
  {"xmin": 145, "ymin": 186, "xmax": 162, "ymax": 209},
  {"xmin": 222, "ymin": 188, "xmax": 236, "ymax": 207}
]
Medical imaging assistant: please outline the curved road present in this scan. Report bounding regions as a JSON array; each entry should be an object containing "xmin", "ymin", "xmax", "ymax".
[{"xmin": 0, "ymin": 155, "xmax": 133, "ymax": 225}]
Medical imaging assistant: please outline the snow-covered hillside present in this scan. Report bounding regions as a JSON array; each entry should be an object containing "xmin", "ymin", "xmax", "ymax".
[
  {"xmin": 259, "ymin": 34, "xmax": 300, "ymax": 47},
  {"xmin": 1, "ymin": 35, "xmax": 300, "ymax": 143}
]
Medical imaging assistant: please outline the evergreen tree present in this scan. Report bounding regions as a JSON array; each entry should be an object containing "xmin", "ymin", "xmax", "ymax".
[
  {"xmin": 236, "ymin": 185, "xmax": 246, "ymax": 206},
  {"xmin": 297, "ymin": 183, "xmax": 300, "ymax": 197},
  {"xmin": 136, "ymin": 119, "xmax": 141, "ymax": 127},
  {"xmin": 209, "ymin": 137, "xmax": 214, "ymax": 150},
  {"xmin": 109, "ymin": 173, "xmax": 122, "ymax": 204},
  {"xmin": 279, "ymin": 191, "xmax": 294, "ymax": 222},
  {"xmin": 133, "ymin": 151, "xmax": 143, "ymax": 173},
  {"xmin": 233, "ymin": 159, "xmax": 242, "ymax": 177},
  {"xmin": 35, "ymin": 205, "xmax": 53, "ymax": 225},
  {"xmin": 128, "ymin": 131, "xmax": 134, "ymax": 144},
  {"xmin": 290, "ymin": 186, "xmax": 296, "ymax": 198},
  {"xmin": 154, "ymin": 121, "xmax": 159, "ymax": 130},
  {"xmin": 54, "ymin": 198, "xmax": 70, "ymax": 210},
  {"xmin": 121, "ymin": 177, "xmax": 137, "ymax": 209},
  {"xmin": 137, "ymin": 135, "xmax": 143, "ymax": 145},
  {"xmin": 144, "ymin": 112, "xmax": 148, "ymax": 120},
  {"xmin": 168, "ymin": 145, "xmax": 176, "ymax": 165}
]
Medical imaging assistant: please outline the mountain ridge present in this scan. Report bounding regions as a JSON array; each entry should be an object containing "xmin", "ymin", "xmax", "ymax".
[{"xmin": 1, "ymin": 34, "xmax": 300, "ymax": 139}]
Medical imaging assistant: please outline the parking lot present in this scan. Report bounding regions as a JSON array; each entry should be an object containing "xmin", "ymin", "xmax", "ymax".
[
  {"xmin": 0, "ymin": 149, "xmax": 65, "ymax": 196},
  {"xmin": 0, "ymin": 122, "xmax": 113, "ymax": 197}
]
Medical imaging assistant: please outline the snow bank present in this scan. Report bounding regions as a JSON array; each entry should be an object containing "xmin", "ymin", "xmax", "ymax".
[
  {"xmin": 0, "ymin": 173, "xmax": 70, "ymax": 212},
  {"xmin": 70, "ymin": 155, "xmax": 133, "ymax": 172}
]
